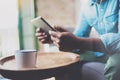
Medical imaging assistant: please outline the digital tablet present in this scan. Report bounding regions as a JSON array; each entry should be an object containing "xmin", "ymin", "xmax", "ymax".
[{"xmin": 31, "ymin": 16, "xmax": 56, "ymax": 33}]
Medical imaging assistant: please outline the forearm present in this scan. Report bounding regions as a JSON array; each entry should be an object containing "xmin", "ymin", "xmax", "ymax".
[{"xmin": 75, "ymin": 37, "xmax": 107, "ymax": 53}]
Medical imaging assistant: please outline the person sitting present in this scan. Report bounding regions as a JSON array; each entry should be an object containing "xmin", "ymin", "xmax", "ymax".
[{"xmin": 36, "ymin": 26, "xmax": 120, "ymax": 80}]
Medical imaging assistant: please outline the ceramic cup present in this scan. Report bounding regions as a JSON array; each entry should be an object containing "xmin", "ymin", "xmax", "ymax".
[{"xmin": 15, "ymin": 50, "xmax": 37, "ymax": 69}]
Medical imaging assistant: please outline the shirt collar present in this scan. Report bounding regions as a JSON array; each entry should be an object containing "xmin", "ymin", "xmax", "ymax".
[{"xmin": 89, "ymin": 0, "xmax": 106, "ymax": 6}]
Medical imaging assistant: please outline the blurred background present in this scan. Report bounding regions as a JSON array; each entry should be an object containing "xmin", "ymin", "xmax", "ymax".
[{"xmin": 0, "ymin": 0, "xmax": 81, "ymax": 57}]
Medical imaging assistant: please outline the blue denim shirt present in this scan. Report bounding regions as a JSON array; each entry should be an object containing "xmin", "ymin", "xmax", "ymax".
[
  {"xmin": 74, "ymin": 0, "xmax": 119, "ymax": 37},
  {"xmin": 73, "ymin": 0, "xmax": 119, "ymax": 57}
]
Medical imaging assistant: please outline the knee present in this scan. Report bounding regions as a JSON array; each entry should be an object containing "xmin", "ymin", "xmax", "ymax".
[
  {"xmin": 104, "ymin": 54, "xmax": 120, "ymax": 80},
  {"xmin": 81, "ymin": 62, "xmax": 105, "ymax": 80},
  {"xmin": 105, "ymin": 54, "xmax": 120, "ymax": 72}
]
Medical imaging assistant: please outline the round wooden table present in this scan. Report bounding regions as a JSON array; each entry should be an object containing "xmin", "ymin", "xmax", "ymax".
[{"xmin": 0, "ymin": 51, "xmax": 80, "ymax": 80}]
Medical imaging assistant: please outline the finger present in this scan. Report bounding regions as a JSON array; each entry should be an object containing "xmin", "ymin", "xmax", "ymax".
[
  {"xmin": 35, "ymin": 32, "xmax": 46, "ymax": 37},
  {"xmin": 51, "ymin": 36, "xmax": 60, "ymax": 43},
  {"xmin": 53, "ymin": 41, "xmax": 59, "ymax": 47},
  {"xmin": 36, "ymin": 28, "xmax": 45, "ymax": 33},
  {"xmin": 49, "ymin": 30, "xmax": 61, "ymax": 38},
  {"xmin": 36, "ymin": 33, "xmax": 47, "ymax": 40},
  {"xmin": 40, "ymin": 39, "xmax": 46, "ymax": 43},
  {"xmin": 54, "ymin": 25, "xmax": 68, "ymax": 32},
  {"xmin": 38, "ymin": 39, "xmax": 47, "ymax": 44},
  {"xmin": 37, "ymin": 36, "xmax": 47, "ymax": 40},
  {"xmin": 51, "ymin": 36, "xmax": 60, "ymax": 48},
  {"xmin": 36, "ymin": 28, "xmax": 40, "ymax": 32}
]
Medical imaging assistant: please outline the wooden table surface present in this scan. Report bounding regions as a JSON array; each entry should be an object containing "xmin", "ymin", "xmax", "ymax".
[{"xmin": 0, "ymin": 51, "xmax": 80, "ymax": 80}]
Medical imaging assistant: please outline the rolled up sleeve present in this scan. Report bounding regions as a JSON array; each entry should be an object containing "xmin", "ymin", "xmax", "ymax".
[{"xmin": 100, "ymin": 33, "xmax": 120, "ymax": 55}]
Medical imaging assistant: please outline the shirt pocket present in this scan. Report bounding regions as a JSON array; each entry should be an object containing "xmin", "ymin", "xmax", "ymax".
[
  {"xmin": 104, "ymin": 11, "xmax": 118, "ymax": 32},
  {"xmin": 105, "ymin": 11, "xmax": 118, "ymax": 23}
]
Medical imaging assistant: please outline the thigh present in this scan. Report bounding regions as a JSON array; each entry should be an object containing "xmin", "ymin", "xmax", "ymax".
[
  {"xmin": 104, "ymin": 53, "xmax": 120, "ymax": 80},
  {"xmin": 81, "ymin": 62, "xmax": 105, "ymax": 80},
  {"xmin": 104, "ymin": 54, "xmax": 120, "ymax": 80}
]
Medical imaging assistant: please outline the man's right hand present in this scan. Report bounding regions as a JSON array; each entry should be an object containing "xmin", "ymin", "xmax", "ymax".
[{"xmin": 35, "ymin": 28, "xmax": 52, "ymax": 44}]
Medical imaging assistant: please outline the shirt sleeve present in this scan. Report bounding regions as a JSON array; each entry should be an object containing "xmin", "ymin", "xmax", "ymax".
[
  {"xmin": 73, "ymin": 1, "xmax": 91, "ymax": 37},
  {"xmin": 100, "ymin": 33, "xmax": 120, "ymax": 55}
]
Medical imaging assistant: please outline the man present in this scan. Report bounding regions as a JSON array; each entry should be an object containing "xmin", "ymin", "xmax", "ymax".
[
  {"xmin": 36, "ymin": 26, "xmax": 120, "ymax": 80},
  {"xmin": 36, "ymin": 0, "xmax": 120, "ymax": 79},
  {"xmin": 73, "ymin": 0, "xmax": 119, "ymax": 79},
  {"xmin": 70, "ymin": 0, "xmax": 120, "ymax": 79},
  {"xmin": 74, "ymin": 0, "xmax": 119, "ymax": 60}
]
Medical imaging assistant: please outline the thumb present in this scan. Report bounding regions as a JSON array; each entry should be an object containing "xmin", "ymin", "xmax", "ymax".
[
  {"xmin": 54, "ymin": 25, "xmax": 68, "ymax": 32},
  {"xmin": 49, "ymin": 30, "xmax": 60, "ymax": 38}
]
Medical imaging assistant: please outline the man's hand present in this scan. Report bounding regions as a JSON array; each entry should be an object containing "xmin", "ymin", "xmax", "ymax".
[
  {"xmin": 35, "ymin": 28, "xmax": 52, "ymax": 44},
  {"xmin": 49, "ymin": 26, "xmax": 79, "ymax": 51}
]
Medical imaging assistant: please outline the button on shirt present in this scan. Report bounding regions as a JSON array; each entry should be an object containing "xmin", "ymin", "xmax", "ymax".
[
  {"xmin": 73, "ymin": 0, "xmax": 119, "ymax": 57},
  {"xmin": 100, "ymin": 33, "xmax": 120, "ymax": 55}
]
